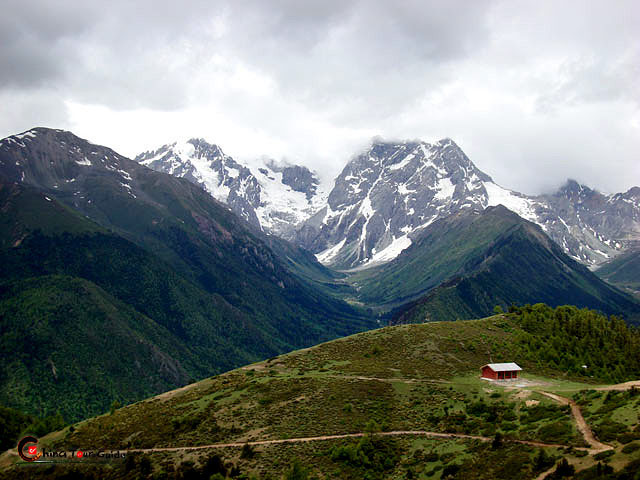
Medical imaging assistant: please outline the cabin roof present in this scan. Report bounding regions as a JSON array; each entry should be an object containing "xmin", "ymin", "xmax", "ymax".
[{"xmin": 483, "ymin": 362, "xmax": 522, "ymax": 372}]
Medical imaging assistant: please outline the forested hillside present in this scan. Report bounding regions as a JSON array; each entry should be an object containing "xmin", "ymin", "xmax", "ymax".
[{"xmin": 510, "ymin": 304, "xmax": 640, "ymax": 382}]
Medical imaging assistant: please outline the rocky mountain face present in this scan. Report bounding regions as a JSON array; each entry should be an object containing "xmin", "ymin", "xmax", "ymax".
[
  {"xmin": 0, "ymin": 128, "xmax": 151, "ymax": 217},
  {"xmin": 132, "ymin": 134, "xmax": 639, "ymax": 271},
  {"xmin": 296, "ymin": 139, "xmax": 497, "ymax": 268},
  {"xmin": 295, "ymin": 139, "xmax": 640, "ymax": 270},
  {"xmin": 135, "ymin": 140, "xmax": 325, "ymax": 238},
  {"xmin": 535, "ymin": 181, "xmax": 640, "ymax": 264}
]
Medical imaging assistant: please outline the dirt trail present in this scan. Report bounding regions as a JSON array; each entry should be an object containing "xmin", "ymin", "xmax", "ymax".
[
  {"xmin": 595, "ymin": 380, "xmax": 640, "ymax": 391},
  {"xmin": 123, "ymin": 430, "xmax": 587, "ymax": 455},
  {"xmin": 535, "ymin": 464, "xmax": 558, "ymax": 480},
  {"xmin": 326, "ymin": 374, "xmax": 449, "ymax": 384},
  {"xmin": 0, "ymin": 431, "xmax": 581, "ymax": 469},
  {"xmin": 536, "ymin": 391, "xmax": 611, "ymax": 452}
]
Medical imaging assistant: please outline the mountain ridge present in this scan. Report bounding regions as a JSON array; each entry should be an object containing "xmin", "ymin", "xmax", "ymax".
[
  {"xmin": 130, "ymin": 133, "xmax": 640, "ymax": 271},
  {"xmin": 134, "ymin": 138, "xmax": 328, "ymax": 238}
]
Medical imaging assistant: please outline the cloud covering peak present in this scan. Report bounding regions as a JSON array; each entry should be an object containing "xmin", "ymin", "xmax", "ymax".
[{"xmin": 1, "ymin": 0, "xmax": 639, "ymax": 194}]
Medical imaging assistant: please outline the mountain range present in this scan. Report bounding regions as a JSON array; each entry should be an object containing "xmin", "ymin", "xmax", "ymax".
[
  {"xmin": 132, "ymin": 134, "xmax": 640, "ymax": 323},
  {"xmin": 134, "ymin": 137, "xmax": 640, "ymax": 272},
  {"xmin": 1, "ymin": 126, "xmax": 639, "ymax": 424}
]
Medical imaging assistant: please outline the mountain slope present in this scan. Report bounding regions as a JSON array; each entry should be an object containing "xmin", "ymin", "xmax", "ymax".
[
  {"xmin": 385, "ymin": 207, "xmax": 640, "ymax": 324},
  {"xmin": 341, "ymin": 206, "xmax": 640, "ymax": 321},
  {"xmin": 0, "ymin": 183, "xmax": 315, "ymax": 421},
  {"xmin": 294, "ymin": 139, "xmax": 640, "ymax": 270},
  {"xmin": 135, "ymin": 139, "xmax": 327, "ymax": 237},
  {"xmin": 0, "ymin": 181, "xmax": 103, "ymax": 247},
  {"xmin": 0, "ymin": 274, "xmax": 194, "ymax": 422},
  {"xmin": 349, "ymin": 206, "xmax": 524, "ymax": 306},
  {"xmin": 6, "ymin": 305, "xmax": 640, "ymax": 479},
  {"xmin": 596, "ymin": 248, "xmax": 640, "ymax": 295},
  {"xmin": 0, "ymin": 129, "xmax": 374, "ymax": 420}
]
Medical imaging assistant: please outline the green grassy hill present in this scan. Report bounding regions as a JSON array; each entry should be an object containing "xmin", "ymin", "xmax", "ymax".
[
  {"xmin": 349, "ymin": 207, "xmax": 525, "ymax": 306},
  {"xmin": 3, "ymin": 304, "xmax": 639, "ymax": 480}
]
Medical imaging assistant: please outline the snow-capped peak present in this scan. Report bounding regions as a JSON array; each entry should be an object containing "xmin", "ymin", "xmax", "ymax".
[
  {"xmin": 303, "ymin": 139, "xmax": 496, "ymax": 268},
  {"xmin": 135, "ymin": 139, "xmax": 326, "ymax": 236},
  {"xmin": 296, "ymin": 139, "xmax": 640, "ymax": 270}
]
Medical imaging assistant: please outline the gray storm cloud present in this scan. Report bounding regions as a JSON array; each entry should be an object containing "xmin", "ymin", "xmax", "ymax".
[{"xmin": 1, "ymin": 0, "xmax": 638, "ymax": 195}]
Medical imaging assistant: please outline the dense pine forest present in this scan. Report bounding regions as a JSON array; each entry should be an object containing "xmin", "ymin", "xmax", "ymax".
[{"xmin": 510, "ymin": 304, "xmax": 640, "ymax": 383}]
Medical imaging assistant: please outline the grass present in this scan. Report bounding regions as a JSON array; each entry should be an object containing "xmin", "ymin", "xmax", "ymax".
[
  {"xmin": 403, "ymin": 438, "xmax": 475, "ymax": 479},
  {"xmin": 573, "ymin": 389, "xmax": 640, "ymax": 449},
  {"xmin": 2, "ymin": 315, "xmax": 640, "ymax": 479}
]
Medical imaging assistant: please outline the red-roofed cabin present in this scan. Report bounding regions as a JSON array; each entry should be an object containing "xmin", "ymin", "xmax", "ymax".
[{"xmin": 481, "ymin": 362, "xmax": 522, "ymax": 381}]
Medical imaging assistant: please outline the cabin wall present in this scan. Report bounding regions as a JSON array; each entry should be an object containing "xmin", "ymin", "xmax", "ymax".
[
  {"xmin": 481, "ymin": 366, "xmax": 498, "ymax": 380},
  {"xmin": 481, "ymin": 367, "xmax": 520, "ymax": 380}
]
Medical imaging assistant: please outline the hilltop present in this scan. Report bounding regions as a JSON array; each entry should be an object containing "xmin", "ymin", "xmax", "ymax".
[{"xmin": 3, "ymin": 304, "xmax": 640, "ymax": 479}]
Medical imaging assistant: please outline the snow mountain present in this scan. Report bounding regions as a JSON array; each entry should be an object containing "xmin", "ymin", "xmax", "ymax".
[
  {"xmin": 295, "ymin": 139, "xmax": 640, "ymax": 270},
  {"xmin": 132, "ymin": 135, "xmax": 639, "ymax": 271},
  {"xmin": 135, "ymin": 139, "xmax": 327, "ymax": 237}
]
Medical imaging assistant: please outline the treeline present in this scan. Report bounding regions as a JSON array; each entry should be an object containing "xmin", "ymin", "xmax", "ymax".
[{"xmin": 510, "ymin": 304, "xmax": 640, "ymax": 382}]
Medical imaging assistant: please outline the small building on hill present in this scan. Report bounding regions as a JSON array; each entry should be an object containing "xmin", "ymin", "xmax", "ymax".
[{"xmin": 481, "ymin": 362, "xmax": 522, "ymax": 381}]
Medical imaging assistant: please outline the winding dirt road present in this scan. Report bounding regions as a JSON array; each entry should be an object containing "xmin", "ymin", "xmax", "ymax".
[
  {"xmin": 536, "ymin": 391, "xmax": 611, "ymax": 452},
  {"xmin": 131, "ymin": 379, "xmax": 633, "ymax": 456}
]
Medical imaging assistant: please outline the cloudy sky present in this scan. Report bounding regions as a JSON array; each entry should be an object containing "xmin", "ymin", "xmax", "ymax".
[{"xmin": 2, "ymin": 0, "xmax": 638, "ymax": 194}]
